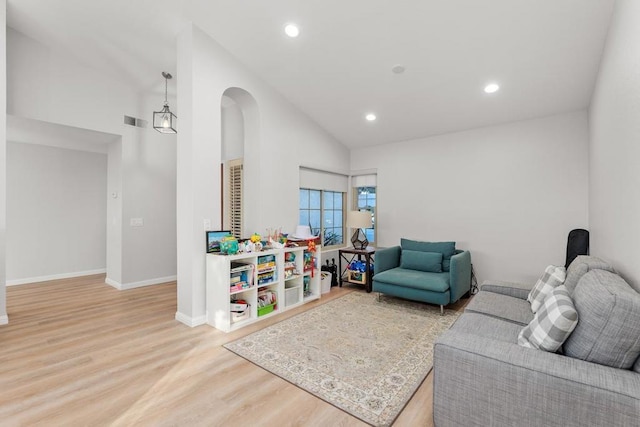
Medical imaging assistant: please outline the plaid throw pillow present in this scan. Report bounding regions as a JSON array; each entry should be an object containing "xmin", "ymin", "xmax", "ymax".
[
  {"xmin": 519, "ymin": 285, "xmax": 578, "ymax": 352},
  {"xmin": 527, "ymin": 265, "xmax": 566, "ymax": 313}
]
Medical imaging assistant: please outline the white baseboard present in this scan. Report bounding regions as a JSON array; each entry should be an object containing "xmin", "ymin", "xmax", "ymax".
[
  {"xmin": 0, "ymin": 314, "xmax": 8, "ymax": 325},
  {"xmin": 7, "ymin": 269, "xmax": 107, "ymax": 286},
  {"xmin": 105, "ymin": 277, "xmax": 121, "ymax": 289},
  {"xmin": 106, "ymin": 275, "xmax": 177, "ymax": 291},
  {"xmin": 175, "ymin": 311, "xmax": 207, "ymax": 327}
]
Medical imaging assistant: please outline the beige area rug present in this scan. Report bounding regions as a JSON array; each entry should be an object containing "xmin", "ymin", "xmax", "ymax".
[{"xmin": 224, "ymin": 292, "xmax": 461, "ymax": 426}]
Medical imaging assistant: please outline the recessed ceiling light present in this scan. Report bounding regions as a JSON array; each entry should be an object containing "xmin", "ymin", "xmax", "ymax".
[
  {"xmin": 484, "ymin": 83, "xmax": 500, "ymax": 94},
  {"xmin": 365, "ymin": 113, "xmax": 377, "ymax": 122},
  {"xmin": 284, "ymin": 24, "xmax": 300, "ymax": 38}
]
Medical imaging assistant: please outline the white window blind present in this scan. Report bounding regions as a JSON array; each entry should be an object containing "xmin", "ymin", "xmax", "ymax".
[
  {"xmin": 229, "ymin": 160, "xmax": 243, "ymax": 238},
  {"xmin": 299, "ymin": 167, "xmax": 348, "ymax": 192},
  {"xmin": 352, "ymin": 174, "xmax": 377, "ymax": 187}
]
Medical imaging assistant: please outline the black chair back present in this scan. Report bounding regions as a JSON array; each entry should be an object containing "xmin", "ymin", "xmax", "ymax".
[{"xmin": 565, "ymin": 229, "xmax": 589, "ymax": 268}]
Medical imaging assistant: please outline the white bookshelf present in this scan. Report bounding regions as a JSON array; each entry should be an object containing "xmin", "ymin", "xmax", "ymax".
[{"xmin": 206, "ymin": 246, "xmax": 321, "ymax": 332}]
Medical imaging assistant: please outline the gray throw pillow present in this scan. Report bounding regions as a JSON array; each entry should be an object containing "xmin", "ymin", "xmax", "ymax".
[
  {"xmin": 518, "ymin": 285, "xmax": 578, "ymax": 352},
  {"xmin": 563, "ymin": 270, "xmax": 640, "ymax": 369},
  {"xmin": 564, "ymin": 255, "xmax": 615, "ymax": 294}
]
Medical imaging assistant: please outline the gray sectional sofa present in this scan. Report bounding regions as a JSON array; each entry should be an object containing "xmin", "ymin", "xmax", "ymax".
[{"xmin": 433, "ymin": 256, "xmax": 640, "ymax": 426}]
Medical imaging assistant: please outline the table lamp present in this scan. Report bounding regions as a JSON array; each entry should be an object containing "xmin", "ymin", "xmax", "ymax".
[{"xmin": 347, "ymin": 210, "xmax": 372, "ymax": 250}]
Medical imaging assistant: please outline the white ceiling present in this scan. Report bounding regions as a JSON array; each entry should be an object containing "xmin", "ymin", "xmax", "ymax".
[{"xmin": 7, "ymin": 0, "xmax": 615, "ymax": 148}]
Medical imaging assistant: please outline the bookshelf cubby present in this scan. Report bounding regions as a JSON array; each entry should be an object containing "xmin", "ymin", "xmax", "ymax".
[{"xmin": 206, "ymin": 246, "xmax": 321, "ymax": 332}]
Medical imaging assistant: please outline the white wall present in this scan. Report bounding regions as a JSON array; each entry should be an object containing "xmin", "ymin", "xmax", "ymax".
[
  {"xmin": 589, "ymin": 0, "xmax": 640, "ymax": 290},
  {"xmin": 0, "ymin": 0, "xmax": 7, "ymax": 324},
  {"xmin": 6, "ymin": 142, "xmax": 107, "ymax": 283},
  {"xmin": 176, "ymin": 24, "xmax": 350, "ymax": 325},
  {"xmin": 7, "ymin": 28, "xmax": 138, "ymax": 136},
  {"xmin": 221, "ymin": 96, "xmax": 245, "ymax": 162},
  {"xmin": 119, "ymin": 95, "xmax": 177, "ymax": 287},
  {"xmin": 7, "ymin": 27, "xmax": 177, "ymax": 291},
  {"xmin": 351, "ymin": 111, "xmax": 590, "ymax": 284},
  {"xmin": 106, "ymin": 140, "xmax": 123, "ymax": 284}
]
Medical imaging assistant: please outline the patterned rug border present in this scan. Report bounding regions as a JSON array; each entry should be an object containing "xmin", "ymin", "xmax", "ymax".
[{"xmin": 224, "ymin": 292, "xmax": 460, "ymax": 426}]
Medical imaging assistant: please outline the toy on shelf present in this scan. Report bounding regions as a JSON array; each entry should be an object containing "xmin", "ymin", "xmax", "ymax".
[
  {"xmin": 220, "ymin": 236, "xmax": 239, "ymax": 255},
  {"xmin": 305, "ymin": 240, "xmax": 317, "ymax": 277}
]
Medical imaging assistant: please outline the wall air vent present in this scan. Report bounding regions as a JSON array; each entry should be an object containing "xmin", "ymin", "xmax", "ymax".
[
  {"xmin": 123, "ymin": 116, "xmax": 149, "ymax": 128},
  {"xmin": 135, "ymin": 118, "xmax": 148, "ymax": 128}
]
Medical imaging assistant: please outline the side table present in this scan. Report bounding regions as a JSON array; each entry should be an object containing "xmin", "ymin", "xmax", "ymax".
[{"xmin": 338, "ymin": 247, "xmax": 375, "ymax": 293}]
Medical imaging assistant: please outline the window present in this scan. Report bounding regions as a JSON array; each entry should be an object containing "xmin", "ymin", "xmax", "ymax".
[
  {"xmin": 355, "ymin": 186, "xmax": 376, "ymax": 245},
  {"xmin": 299, "ymin": 188, "xmax": 344, "ymax": 247}
]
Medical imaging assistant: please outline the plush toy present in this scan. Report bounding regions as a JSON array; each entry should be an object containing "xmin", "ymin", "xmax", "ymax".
[{"xmin": 250, "ymin": 233, "xmax": 261, "ymax": 243}]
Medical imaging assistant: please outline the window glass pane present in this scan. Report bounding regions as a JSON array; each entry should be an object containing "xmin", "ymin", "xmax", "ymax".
[
  {"xmin": 324, "ymin": 227, "xmax": 343, "ymax": 246},
  {"xmin": 309, "ymin": 210, "xmax": 321, "ymax": 232},
  {"xmin": 310, "ymin": 190, "xmax": 321, "ymax": 209},
  {"xmin": 334, "ymin": 227, "xmax": 343, "ymax": 244},
  {"xmin": 323, "ymin": 192, "xmax": 334, "ymax": 210},
  {"xmin": 323, "ymin": 210, "xmax": 333, "ymax": 228},
  {"xmin": 365, "ymin": 229, "xmax": 374, "ymax": 242},
  {"xmin": 334, "ymin": 210, "xmax": 342, "ymax": 229},
  {"xmin": 299, "ymin": 189, "xmax": 309, "ymax": 209},
  {"xmin": 334, "ymin": 192, "xmax": 343, "ymax": 209},
  {"xmin": 299, "ymin": 210, "xmax": 309, "ymax": 227}
]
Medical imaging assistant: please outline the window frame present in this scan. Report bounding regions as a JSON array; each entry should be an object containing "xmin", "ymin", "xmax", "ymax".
[{"xmin": 299, "ymin": 187, "xmax": 345, "ymax": 250}]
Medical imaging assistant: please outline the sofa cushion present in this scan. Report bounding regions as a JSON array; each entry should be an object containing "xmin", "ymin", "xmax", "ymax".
[
  {"xmin": 479, "ymin": 279, "xmax": 532, "ymax": 300},
  {"xmin": 450, "ymin": 312, "xmax": 522, "ymax": 344},
  {"xmin": 518, "ymin": 285, "xmax": 578, "ymax": 352},
  {"xmin": 373, "ymin": 268, "xmax": 449, "ymax": 292},
  {"xmin": 401, "ymin": 239, "xmax": 455, "ymax": 271},
  {"xmin": 564, "ymin": 270, "xmax": 640, "ymax": 369},
  {"xmin": 400, "ymin": 250, "xmax": 443, "ymax": 273},
  {"xmin": 465, "ymin": 291, "xmax": 534, "ymax": 326},
  {"xmin": 564, "ymin": 255, "xmax": 615, "ymax": 294},
  {"xmin": 527, "ymin": 265, "xmax": 566, "ymax": 313}
]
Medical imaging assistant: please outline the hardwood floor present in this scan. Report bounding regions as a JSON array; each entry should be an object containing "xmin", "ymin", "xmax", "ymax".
[{"xmin": 0, "ymin": 276, "xmax": 466, "ymax": 426}]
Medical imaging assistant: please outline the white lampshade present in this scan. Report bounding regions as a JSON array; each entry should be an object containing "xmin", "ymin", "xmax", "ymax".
[{"xmin": 347, "ymin": 211, "xmax": 372, "ymax": 229}]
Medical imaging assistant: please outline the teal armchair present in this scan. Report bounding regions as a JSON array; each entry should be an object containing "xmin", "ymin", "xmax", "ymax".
[{"xmin": 373, "ymin": 239, "xmax": 471, "ymax": 313}]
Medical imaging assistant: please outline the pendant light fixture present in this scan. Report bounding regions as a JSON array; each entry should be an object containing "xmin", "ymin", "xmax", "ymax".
[{"xmin": 153, "ymin": 72, "xmax": 177, "ymax": 134}]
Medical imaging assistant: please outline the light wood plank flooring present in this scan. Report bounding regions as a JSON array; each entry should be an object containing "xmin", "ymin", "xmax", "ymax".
[{"xmin": 1, "ymin": 275, "xmax": 466, "ymax": 426}]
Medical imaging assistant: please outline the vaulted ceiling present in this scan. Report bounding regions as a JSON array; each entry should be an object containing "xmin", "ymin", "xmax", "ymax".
[{"xmin": 7, "ymin": 0, "xmax": 615, "ymax": 148}]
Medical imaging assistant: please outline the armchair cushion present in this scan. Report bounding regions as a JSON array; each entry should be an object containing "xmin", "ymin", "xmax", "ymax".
[
  {"xmin": 373, "ymin": 268, "xmax": 449, "ymax": 292},
  {"xmin": 400, "ymin": 250, "xmax": 442, "ymax": 273},
  {"xmin": 400, "ymin": 239, "xmax": 455, "ymax": 271}
]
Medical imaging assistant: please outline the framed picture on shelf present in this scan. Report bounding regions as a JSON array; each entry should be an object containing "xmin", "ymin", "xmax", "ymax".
[
  {"xmin": 348, "ymin": 270, "xmax": 366, "ymax": 284},
  {"xmin": 206, "ymin": 230, "xmax": 232, "ymax": 253}
]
